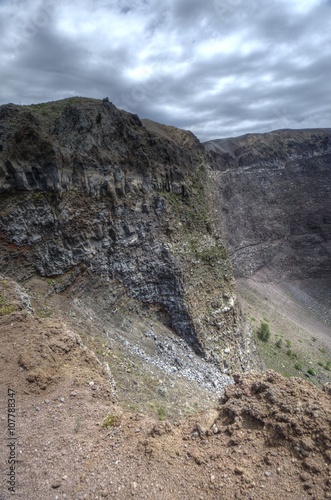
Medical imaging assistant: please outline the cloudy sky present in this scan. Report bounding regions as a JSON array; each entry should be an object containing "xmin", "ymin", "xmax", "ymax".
[{"xmin": 0, "ymin": 0, "xmax": 330, "ymax": 140}]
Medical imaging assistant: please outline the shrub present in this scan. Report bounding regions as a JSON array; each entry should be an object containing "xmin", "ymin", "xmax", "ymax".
[
  {"xmin": 0, "ymin": 304, "xmax": 17, "ymax": 316},
  {"xmin": 286, "ymin": 350, "xmax": 297, "ymax": 359},
  {"xmin": 275, "ymin": 338, "xmax": 282, "ymax": 348},
  {"xmin": 325, "ymin": 361, "xmax": 331, "ymax": 371},
  {"xmin": 256, "ymin": 322, "xmax": 270, "ymax": 342},
  {"xmin": 307, "ymin": 368, "xmax": 317, "ymax": 376},
  {"xmin": 157, "ymin": 406, "xmax": 166, "ymax": 421},
  {"xmin": 294, "ymin": 362, "xmax": 303, "ymax": 371},
  {"xmin": 102, "ymin": 414, "xmax": 121, "ymax": 428}
]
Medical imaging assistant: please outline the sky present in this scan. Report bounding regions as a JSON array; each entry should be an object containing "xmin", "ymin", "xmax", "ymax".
[{"xmin": 0, "ymin": 0, "xmax": 330, "ymax": 141}]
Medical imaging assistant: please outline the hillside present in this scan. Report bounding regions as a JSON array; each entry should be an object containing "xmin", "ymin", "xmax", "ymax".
[
  {"xmin": 0, "ymin": 97, "xmax": 258, "ymax": 375},
  {"xmin": 205, "ymin": 129, "xmax": 331, "ymax": 387},
  {"xmin": 0, "ymin": 98, "xmax": 330, "ymax": 499},
  {"xmin": 0, "ymin": 276, "xmax": 330, "ymax": 499},
  {"xmin": 205, "ymin": 128, "xmax": 331, "ymax": 281}
]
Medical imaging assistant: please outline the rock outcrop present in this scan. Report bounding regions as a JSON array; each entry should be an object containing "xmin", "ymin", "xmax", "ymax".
[
  {"xmin": 0, "ymin": 97, "xmax": 257, "ymax": 372},
  {"xmin": 205, "ymin": 129, "xmax": 331, "ymax": 281}
]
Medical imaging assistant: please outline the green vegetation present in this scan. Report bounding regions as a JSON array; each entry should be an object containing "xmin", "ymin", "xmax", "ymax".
[
  {"xmin": 256, "ymin": 321, "xmax": 271, "ymax": 342},
  {"xmin": 26, "ymin": 97, "xmax": 97, "ymax": 125},
  {"xmin": 74, "ymin": 416, "xmax": 82, "ymax": 434},
  {"xmin": 286, "ymin": 350, "xmax": 297, "ymax": 359},
  {"xmin": 1, "ymin": 279, "xmax": 6, "ymax": 304},
  {"xmin": 157, "ymin": 405, "xmax": 166, "ymax": 421},
  {"xmin": 0, "ymin": 304, "xmax": 17, "ymax": 316},
  {"xmin": 0, "ymin": 279, "xmax": 17, "ymax": 316},
  {"xmin": 196, "ymin": 245, "xmax": 227, "ymax": 264},
  {"xmin": 163, "ymin": 160, "xmax": 212, "ymax": 236},
  {"xmin": 102, "ymin": 414, "xmax": 121, "ymax": 428},
  {"xmin": 250, "ymin": 314, "xmax": 330, "ymax": 387},
  {"xmin": 35, "ymin": 307, "xmax": 53, "ymax": 318}
]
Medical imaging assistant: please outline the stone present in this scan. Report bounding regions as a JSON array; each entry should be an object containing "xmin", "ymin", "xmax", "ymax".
[{"xmin": 205, "ymin": 129, "xmax": 331, "ymax": 281}]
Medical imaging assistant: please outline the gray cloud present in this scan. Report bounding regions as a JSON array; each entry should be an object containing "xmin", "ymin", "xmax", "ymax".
[{"xmin": 0, "ymin": 0, "xmax": 330, "ymax": 140}]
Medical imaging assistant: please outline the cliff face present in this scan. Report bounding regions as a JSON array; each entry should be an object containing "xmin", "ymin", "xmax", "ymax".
[
  {"xmin": 205, "ymin": 129, "xmax": 331, "ymax": 281},
  {"xmin": 0, "ymin": 97, "xmax": 256, "ymax": 372}
]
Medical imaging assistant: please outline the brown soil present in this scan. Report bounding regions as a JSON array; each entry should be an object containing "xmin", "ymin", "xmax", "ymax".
[{"xmin": 0, "ymin": 280, "xmax": 331, "ymax": 499}]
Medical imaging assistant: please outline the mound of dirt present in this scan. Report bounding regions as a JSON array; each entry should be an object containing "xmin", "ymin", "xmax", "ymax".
[
  {"xmin": 0, "ymin": 276, "xmax": 115, "ymax": 399},
  {"xmin": 219, "ymin": 371, "xmax": 331, "ymax": 463}
]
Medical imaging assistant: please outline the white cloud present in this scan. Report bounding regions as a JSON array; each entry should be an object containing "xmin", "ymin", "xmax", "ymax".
[{"xmin": 0, "ymin": 0, "xmax": 330, "ymax": 140}]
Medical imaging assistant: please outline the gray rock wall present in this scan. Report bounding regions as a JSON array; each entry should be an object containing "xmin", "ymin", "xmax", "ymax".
[
  {"xmin": 0, "ymin": 98, "xmax": 257, "ymax": 371},
  {"xmin": 205, "ymin": 129, "xmax": 331, "ymax": 281}
]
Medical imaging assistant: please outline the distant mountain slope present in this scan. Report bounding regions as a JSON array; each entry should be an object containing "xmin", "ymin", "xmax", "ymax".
[{"xmin": 205, "ymin": 128, "xmax": 331, "ymax": 281}]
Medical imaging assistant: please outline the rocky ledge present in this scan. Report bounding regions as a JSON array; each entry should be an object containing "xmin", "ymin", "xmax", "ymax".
[{"xmin": 0, "ymin": 97, "xmax": 258, "ymax": 373}]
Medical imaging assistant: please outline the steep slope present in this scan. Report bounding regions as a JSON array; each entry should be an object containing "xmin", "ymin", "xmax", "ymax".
[
  {"xmin": 0, "ymin": 97, "xmax": 257, "ymax": 374},
  {"xmin": 0, "ymin": 277, "xmax": 330, "ymax": 499},
  {"xmin": 205, "ymin": 129, "xmax": 331, "ymax": 281},
  {"xmin": 205, "ymin": 129, "xmax": 331, "ymax": 385}
]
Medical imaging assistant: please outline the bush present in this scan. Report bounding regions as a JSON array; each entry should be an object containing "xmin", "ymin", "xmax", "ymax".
[
  {"xmin": 294, "ymin": 362, "xmax": 303, "ymax": 371},
  {"xmin": 256, "ymin": 322, "xmax": 270, "ymax": 342},
  {"xmin": 102, "ymin": 414, "xmax": 121, "ymax": 428},
  {"xmin": 325, "ymin": 361, "xmax": 331, "ymax": 371},
  {"xmin": 157, "ymin": 406, "xmax": 166, "ymax": 421},
  {"xmin": 307, "ymin": 368, "xmax": 317, "ymax": 376},
  {"xmin": 275, "ymin": 338, "xmax": 282, "ymax": 348}
]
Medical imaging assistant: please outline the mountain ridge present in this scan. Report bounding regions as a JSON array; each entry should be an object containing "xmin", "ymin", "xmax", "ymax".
[{"xmin": 0, "ymin": 97, "xmax": 258, "ymax": 374}]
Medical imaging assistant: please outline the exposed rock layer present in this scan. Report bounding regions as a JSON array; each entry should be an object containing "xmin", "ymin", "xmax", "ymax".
[
  {"xmin": 0, "ymin": 97, "xmax": 256, "ymax": 372},
  {"xmin": 205, "ymin": 129, "xmax": 331, "ymax": 280}
]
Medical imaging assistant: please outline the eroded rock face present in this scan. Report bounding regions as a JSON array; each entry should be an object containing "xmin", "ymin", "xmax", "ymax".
[
  {"xmin": 205, "ymin": 129, "xmax": 331, "ymax": 281},
  {"xmin": 0, "ymin": 98, "xmax": 257, "ymax": 371}
]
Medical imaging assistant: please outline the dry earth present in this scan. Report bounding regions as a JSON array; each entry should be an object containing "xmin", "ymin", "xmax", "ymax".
[{"xmin": 0, "ymin": 279, "xmax": 331, "ymax": 499}]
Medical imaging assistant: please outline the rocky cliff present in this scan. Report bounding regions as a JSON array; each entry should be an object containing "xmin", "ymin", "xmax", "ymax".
[
  {"xmin": 205, "ymin": 129, "xmax": 331, "ymax": 281},
  {"xmin": 0, "ymin": 97, "xmax": 256, "ymax": 373}
]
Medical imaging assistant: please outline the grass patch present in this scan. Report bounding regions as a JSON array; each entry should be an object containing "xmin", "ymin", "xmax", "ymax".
[
  {"xmin": 102, "ymin": 414, "xmax": 121, "ymax": 429},
  {"xmin": 157, "ymin": 405, "xmax": 166, "ymax": 421},
  {"xmin": 0, "ymin": 304, "xmax": 17, "ymax": 316},
  {"xmin": 35, "ymin": 307, "xmax": 53, "ymax": 318},
  {"xmin": 74, "ymin": 416, "xmax": 82, "ymax": 434}
]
